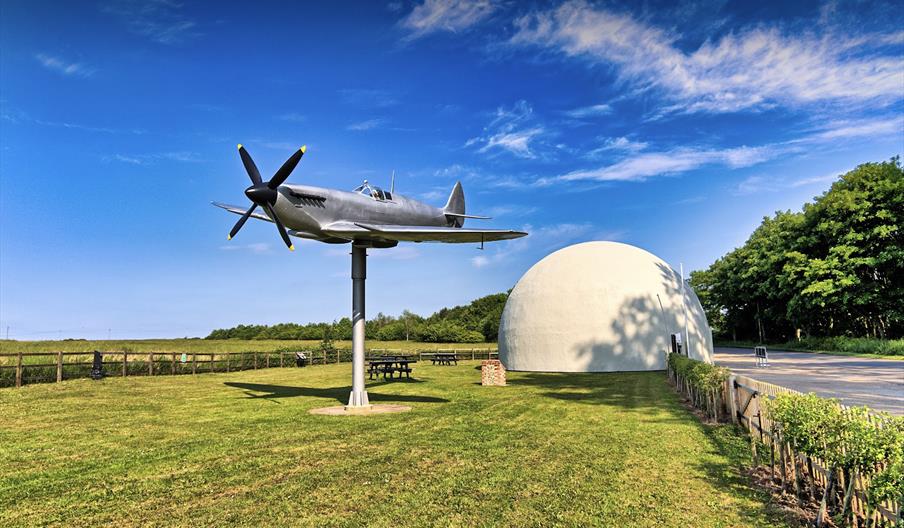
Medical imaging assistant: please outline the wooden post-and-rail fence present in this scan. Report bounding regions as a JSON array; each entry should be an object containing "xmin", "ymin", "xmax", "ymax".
[
  {"xmin": 667, "ymin": 361, "xmax": 901, "ymax": 527},
  {"xmin": 0, "ymin": 348, "xmax": 498, "ymax": 389}
]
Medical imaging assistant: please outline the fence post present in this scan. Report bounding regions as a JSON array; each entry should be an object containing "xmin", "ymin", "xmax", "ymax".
[
  {"xmin": 254, "ymin": 352, "xmax": 258, "ymax": 370},
  {"xmin": 727, "ymin": 374, "xmax": 739, "ymax": 424},
  {"xmin": 171, "ymin": 353, "xmax": 176, "ymax": 375},
  {"xmin": 280, "ymin": 351, "xmax": 284, "ymax": 368},
  {"xmin": 16, "ymin": 351, "xmax": 23, "ymax": 388},
  {"xmin": 192, "ymin": 353, "xmax": 197, "ymax": 375},
  {"xmin": 471, "ymin": 349, "xmax": 475, "ymax": 361},
  {"xmin": 57, "ymin": 351, "xmax": 63, "ymax": 382},
  {"xmin": 226, "ymin": 353, "xmax": 231, "ymax": 372},
  {"xmin": 122, "ymin": 352, "xmax": 128, "ymax": 377},
  {"xmin": 149, "ymin": 353, "xmax": 154, "ymax": 376}
]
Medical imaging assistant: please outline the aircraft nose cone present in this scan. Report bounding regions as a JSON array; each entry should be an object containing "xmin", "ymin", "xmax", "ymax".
[{"xmin": 245, "ymin": 184, "xmax": 277, "ymax": 205}]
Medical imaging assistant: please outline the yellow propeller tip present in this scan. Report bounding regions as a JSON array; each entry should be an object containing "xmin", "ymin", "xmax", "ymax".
[
  {"xmin": 300, "ymin": 145, "xmax": 307, "ymax": 153},
  {"xmin": 290, "ymin": 245, "xmax": 295, "ymax": 251},
  {"xmin": 227, "ymin": 235, "xmax": 232, "ymax": 240},
  {"xmin": 237, "ymin": 143, "xmax": 243, "ymax": 149}
]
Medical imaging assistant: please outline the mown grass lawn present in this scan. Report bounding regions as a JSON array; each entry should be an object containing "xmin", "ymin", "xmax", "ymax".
[{"xmin": 0, "ymin": 363, "xmax": 789, "ymax": 527}]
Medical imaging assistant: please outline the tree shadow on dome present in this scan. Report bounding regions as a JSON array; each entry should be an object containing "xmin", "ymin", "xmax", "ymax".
[{"xmin": 564, "ymin": 261, "xmax": 711, "ymax": 373}]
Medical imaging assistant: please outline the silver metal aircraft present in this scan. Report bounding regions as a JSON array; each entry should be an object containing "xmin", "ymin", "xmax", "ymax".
[
  {"xmin": 213, "ymin": 145, "xmax": 527, "ymax": 411},
  {"xmin": 213, "ymin": 145, "xmax": 526, "ymax": 251}
]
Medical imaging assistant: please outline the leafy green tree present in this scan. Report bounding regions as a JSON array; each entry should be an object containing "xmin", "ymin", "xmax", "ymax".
[{"xmin": 693, "ymin": 158, "xmax": 903, "ymax": 341}]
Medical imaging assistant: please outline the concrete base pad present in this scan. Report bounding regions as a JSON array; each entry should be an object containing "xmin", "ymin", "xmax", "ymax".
[{"xmin": 308, "ymin": 404, "xmax": 412, "ymax": 416}]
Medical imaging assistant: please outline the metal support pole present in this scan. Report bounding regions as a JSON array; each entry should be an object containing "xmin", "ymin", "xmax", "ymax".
[{"xmin": 347, "ymin": 245, "xmax": 370, "ymax": 409}]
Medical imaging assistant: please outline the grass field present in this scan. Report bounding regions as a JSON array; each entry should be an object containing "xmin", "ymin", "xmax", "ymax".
[
  {"xmin": 0, "ymin": 363, "xmax": 790, "ymax": 527},
  {"xmin": 0, "ymin": 339, "xmax": 496, "ymax": 355}
]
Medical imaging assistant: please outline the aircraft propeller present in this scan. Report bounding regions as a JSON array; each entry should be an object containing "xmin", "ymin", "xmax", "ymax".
[{"xmin": 228, "ymin": 144, "xmax": 306, "ymax": 251}]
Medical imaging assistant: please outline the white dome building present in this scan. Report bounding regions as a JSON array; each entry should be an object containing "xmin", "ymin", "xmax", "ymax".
[{"xmin": 499, "ymin": 241, "xmax": 713, "ymax": 372}]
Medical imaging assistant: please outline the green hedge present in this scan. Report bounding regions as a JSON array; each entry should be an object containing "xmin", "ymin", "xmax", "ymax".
[
  {"xmin": 667, "ymin": 354, "xmax": 729, "ymax": 419},
  {"xmin": 765, "ymin": 392, "xmax": 904, "ymax": 518},
  {"xmin": 667, "ymin": 353, "xmax": 729, "ymax": 392},
  {"xmin": 788, "ymin": 337, "xmax": 904, "ymax": 356},
  {"xmin": 717, "ymin": 337, "xmax": 904, "ymax": 356}
]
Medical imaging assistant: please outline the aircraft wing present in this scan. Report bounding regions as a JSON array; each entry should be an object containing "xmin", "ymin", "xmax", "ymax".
[
  {"xmin": 211, "ymin": 201, "xmax": 273, "ymax": 223},
  {"xmin": 322, "ymin": 222, "xmax": 527, "ymax": 243}
]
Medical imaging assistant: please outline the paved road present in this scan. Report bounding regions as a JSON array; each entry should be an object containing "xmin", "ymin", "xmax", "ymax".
[{"xmin": 714, "ymin": 347, "xmax": 904, "ymax": 415}]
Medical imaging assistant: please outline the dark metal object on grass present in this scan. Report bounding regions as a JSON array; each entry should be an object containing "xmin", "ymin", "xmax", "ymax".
[{"xmin": 90, "ymin": 351, "xmax": 105, "ymax": 380}]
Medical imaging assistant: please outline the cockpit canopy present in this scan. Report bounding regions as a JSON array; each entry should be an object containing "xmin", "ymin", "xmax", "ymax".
[{"xmin": 353, "ymin": 181, "xmax": 393, "ymax": 201}]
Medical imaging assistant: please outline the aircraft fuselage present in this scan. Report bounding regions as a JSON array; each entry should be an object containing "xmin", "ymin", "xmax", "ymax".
[{"xmin": 271, "ymin": 184, "xmax": 450, "ymax": 241}]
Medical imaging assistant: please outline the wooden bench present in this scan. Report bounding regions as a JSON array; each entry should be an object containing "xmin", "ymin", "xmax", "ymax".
[
  {"xmin": 367, "ymin": 358, "xmax": 416, "ymax": 380},
  {"xmin": 432, "ymin": 353, "xmax": 458, "ymax": 366}
]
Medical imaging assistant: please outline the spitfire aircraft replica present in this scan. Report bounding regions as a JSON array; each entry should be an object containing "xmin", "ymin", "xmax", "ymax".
[{"xmin": 214, "ymin": 145, "xmax": 527, "ymax": 410}]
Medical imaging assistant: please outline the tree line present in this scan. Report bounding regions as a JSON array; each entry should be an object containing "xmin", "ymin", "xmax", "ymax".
[
  {"xmin": 690, "ymin": 158, "xmax": 903, "ymax": 342},
  {"xmin": 206, "ymin": 293, "xmax": 508, "ymax": 343}
]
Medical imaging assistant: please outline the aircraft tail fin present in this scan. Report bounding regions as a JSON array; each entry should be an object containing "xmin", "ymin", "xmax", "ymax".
[{"xmin": 443, "ymin": 181, "xmax": 466, "ymax": 227}]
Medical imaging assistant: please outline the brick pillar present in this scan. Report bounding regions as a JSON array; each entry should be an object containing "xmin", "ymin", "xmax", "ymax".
[{"xmin": 481, "ymin": 359, "xmax": 506, "ymax": 386}]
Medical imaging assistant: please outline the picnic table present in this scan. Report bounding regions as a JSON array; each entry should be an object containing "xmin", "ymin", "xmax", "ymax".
[
  {"xmin": 367, "ymin": 356, "xmax": 417, "ymax": 380},
  {"xmin": 432, "ymin": 352, "xmax": 458, "ymax": 366}
]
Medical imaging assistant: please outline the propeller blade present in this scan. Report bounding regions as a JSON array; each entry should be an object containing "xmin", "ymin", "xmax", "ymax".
[
  {"xmin": 264, "ymin": 204, "xmax": 295, "ymax": 251},
  {"xmin": 238, "ymin": 144, "xmax": 262, "ymax": 185},
  {"xmin": 268, "ymin": 145, "xmax": 306, "ymax": 189},
  {"xmin": 227, "ymin": 203, "xmax": 258, "ymax": 240}
]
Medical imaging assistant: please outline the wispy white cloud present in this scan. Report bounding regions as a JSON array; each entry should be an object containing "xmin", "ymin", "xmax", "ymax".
[
  {"xmin": 796, "ymin": 117, "xmax": 903, "ymax": 142},
  {"xmin": 103, "ymin": 0, "xmax": 199, "ymax": 44},
  {"xmin": 675, "ymin": 195, "xmax": 706, "ymax": 205},
  {"xmin": 564, "ymin": 103, "xmax": 612, "ymax": 118},
  {"xmin": 545, "ymin": 145, "xmax": 778, "ymax": 184},
  {"xmin": 417, "ymin": 189, "xmax": 448, "ymax": 202},
  {"xmin": 277, "ymin": 112, "xmax": 306, "ymax": 122},
  {"xmin": 244, "ymin": 139, "xmax": 305, "ymax": 151},
  {"xmin": 34, "ymin": 119, "xmax": 145, "ymax": 135},
  {"xmin": 400, "ymin": 0, "xmax": 496, "ymax": 39},
  {"xmin": 219, "ymin": 243, "xmax": 272, "ymax": 254},
  {"xmin": 585, "ymin": 136, "xmax": 648, "ymax": 159},
  {"xmin": 108, "ymin": 154, "xmax": 143, "ymax": 165},
  {"xmin": 485, "ymin": 205, "xmax": 539, "ymax": 218},
  {"xmin": 370, "ymin": 246, "xmax": 422, "ymax": 260},
  {"xmin": 736, "ymin": 168, "xmax": 846, "ymax": 195},
  {"xmin": 1, "ymin": 106, "xmax": 144, "ymax": 134},
  {"xmin": 466, "ymin": 100, "xmax": 545, "ymax": 159},
  {"xmin": 471, "ymin": 222, "xmax": 594, "ymax": 268},
  {"xmin": 104, "ymin": 151, "xmax": 203, "ymax": 164},
  {"xmin": 347, "ymin": 118, "xmax": 385, "ymax": 131},
  {"xmin": 511, "ymin": 0, "xmax": 904, "ymax": 114},
  {"xmin": 546, "ymin": 115, "xmax": 900, "ymax": 185},
  {"xmin": 35, "ymin": 54, "xmax": 94, "ymax": 77}
]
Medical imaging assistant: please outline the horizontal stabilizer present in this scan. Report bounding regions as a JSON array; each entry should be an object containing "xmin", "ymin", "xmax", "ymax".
[{"xmin": 444, "ymin": 212, "xmax": 491, "ymax": 220}]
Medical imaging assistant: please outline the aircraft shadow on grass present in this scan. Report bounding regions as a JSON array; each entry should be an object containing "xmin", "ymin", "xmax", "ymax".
[{"xmin": 223, "ymin": 381, "xmax": 448, "ymax": 405}]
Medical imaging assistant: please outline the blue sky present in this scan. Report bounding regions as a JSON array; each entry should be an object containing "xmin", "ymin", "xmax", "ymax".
[{"xmin": 1, "ymin": 0, "xmax": 902, "ymax": 339}]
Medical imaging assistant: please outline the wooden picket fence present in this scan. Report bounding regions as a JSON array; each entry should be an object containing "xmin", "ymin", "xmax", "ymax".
[
  {"xmin": 0, "ymin": 348, "xmax": 498, "ymax": 389},
  {"xmin": 668, "ymin": 361, "xmax": 901, "ymax": 526}
]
